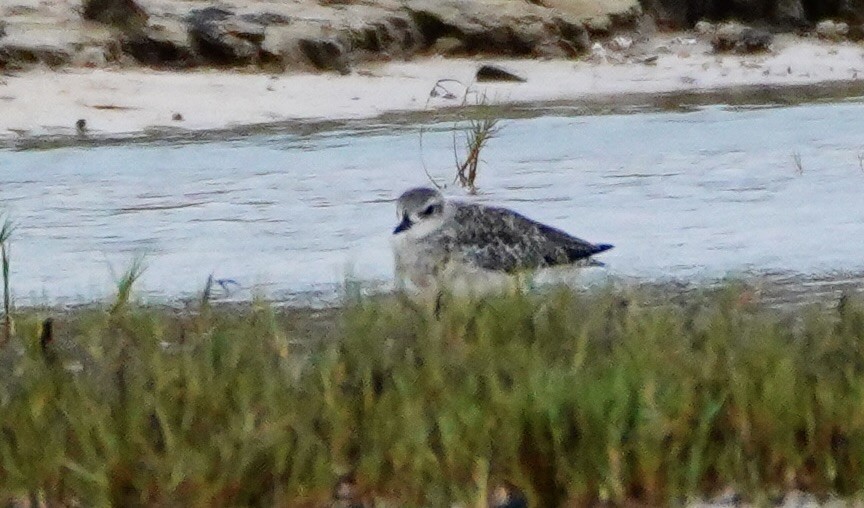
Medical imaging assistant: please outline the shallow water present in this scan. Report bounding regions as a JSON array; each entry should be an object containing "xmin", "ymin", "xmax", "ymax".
[{"xmin": 2, "ymin": 98, "xmax": 864, "ymax": 305}]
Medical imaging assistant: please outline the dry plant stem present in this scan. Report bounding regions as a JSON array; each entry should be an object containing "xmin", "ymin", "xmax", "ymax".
[
  {"xmin": 792, "ymin": 151, "xmax": 803, "ymax": 175},
  {"xmin": 417, "ymin": 78, "xmax": 469, "ymax": 190}
]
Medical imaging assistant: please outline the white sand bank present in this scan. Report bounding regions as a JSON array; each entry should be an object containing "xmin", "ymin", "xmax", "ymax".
[{"xmin": 1, "ymin": 34, "xmax": 863, "ymax": 140}]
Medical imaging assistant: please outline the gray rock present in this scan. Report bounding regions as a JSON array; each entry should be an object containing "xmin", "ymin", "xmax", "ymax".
[
  {"xmin": 644, "ymin": 0, "xmax": 864, "ymax": 28},
  {"xmin": 81, "ymin": 0, "xmax": 148, "ymax": 31},
  {"xmin": 348, "ymin": 14, "xmax": 422, "ymax": 57},
  {"xmin": 71, "ymin": 46, "xmax": 110, "ymax": 67},
  {"xmin": 121, "ymin": 17, "xmax": 196, "ymax": 67},
  {"xmin": 476, "ymin": 64, "xmax": 526, "ymax": 82},
  {"xmin": 737, "ymin": 27, "xmax": 773, "ymax": 52},
  {"xmin": 404, "ymin": 0, "xmax": 590, "ymax": 58},
  {"xmin": 848, "ymin": 23, "xmax": 864, "ymax": 40},
  {"xmin": 0, "ymin": 44, "xmax": 72, "ymax": 69},
  {"xmin": 816, "ymin": 19, "xmax": 850, "ymax": 40},
  {"xmin": 261, "ymin": 23, "xmax": 351, "ymax": 74},
  {"xmin": 430, "ymin": 36, "xmax": 464, "ymax": 55},
  {"xmin": 775, "ymin": 0, "xmax": 807, "ymax": 27},
  {"xmin": 187, "ymin": 8, "xmax": 264, "ymax": 66},
  {"xmin": 298, "ymin": 38, "xmax": 350, "ymax": 74},
  {"xmin": 712, "ymin": 23, "xmax": 772, "ymax": 53}
]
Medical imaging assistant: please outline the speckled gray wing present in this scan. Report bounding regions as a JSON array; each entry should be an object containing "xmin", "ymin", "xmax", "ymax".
[{"xmin": 446, "ymin": 203, "xmax": 613, "ymax": 273}]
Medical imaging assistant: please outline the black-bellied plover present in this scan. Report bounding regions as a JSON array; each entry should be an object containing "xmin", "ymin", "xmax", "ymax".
[{"xmin": 391, "ymin": 187, "xmax": 613, "ymax": 295}]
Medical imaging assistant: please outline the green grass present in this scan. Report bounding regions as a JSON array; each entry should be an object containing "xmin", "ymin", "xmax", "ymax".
[{"xmin": 1, "ymin": 284, "xmax": 864, "ymax": 506}]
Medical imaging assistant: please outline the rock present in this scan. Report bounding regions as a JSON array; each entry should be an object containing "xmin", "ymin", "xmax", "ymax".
[
  {"xmin": 187, "ymin": 8, "xmax": 264, "ymax": 66},
  {"xmin": 848, "ymin": 23, "xmax": 864, "ymax": 40},
  {"xmin": 737, "ymin": 27, "xmax": 773, "ymax": 52},
  {"xmin": 588, "ymin": 41, "xmax": 607, "ymax": 62},
  {"xmin": 404, "ymin": 0, "xmax": 591, "ymax": 58},
  {"xmin": 553, "ymin": 15, "xmax": 591, "ymax": 53},
  {"xmin": 583, "ymin": 15, "xmax": 613, "ymax": 34},
  {"xmin": 261, "ymin": 23, "xmax": 351, "ymax": 74},
  {"xmin": 71, "ymin": 46, "xmax": 109, "ymax": 67},
  {"xmin": 0, "ymin": 20, "xmax": 6, "ymax": 39},
  {"xmin": 694, "ymin": 20, "xmax": 714, "ymax": 34},
  {"xmin": 816, "ymin": 19, "xmax": 849, "ymax": 40},
  {"xmin": 430, "ymin": 36, "xmax": 464, "ymax": 54},
  {"xmin": 0, "ymin": 44, "xmax": 72, "ymax": 69},
  {"xmin": 121, "ymin": 17, "xmax": 196, "ymax": 67},
  {"xmin": 540, "ymin": 0, "xmax": 641, "ymax": 21},
  {"xmin": 476, "ymin": 64, "xmax": 526, "ymax": 82},
  {"xmin": 712, "ymin": 23, "xmax": 772, "ymax": 53},
  {"xmin": 711, "ymin": 22, "xmax": 744, "ymax": 52},
  {"xmin": 775, "ymin": 0, "xmax": 807, "ymax": 27},
  {"xmin": 348, "ymin": 14, "xmax": 422, "ymax": 58},
  {"xmin": 298, "ymin": 38, "xmax": 350, "ymax": 74},
  {"xmin": 639, "ymin": 0, "xmax": 696, "ymax": 28},
  {"xmin": 81, "ymin": 0, "xmax": 148, "ymax": 31},
  {"xmin": 609, "ymin": 34, "xmax": 633, "ymax": 50},
  {"xmin": 643, "ymin": 0, "xmax": 864, "ymax": 27}
]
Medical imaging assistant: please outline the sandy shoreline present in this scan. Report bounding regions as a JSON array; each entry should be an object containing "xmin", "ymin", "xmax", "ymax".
[{"xmin": 1, "ymin": 33, "xmax": 863, "ymax": 142}]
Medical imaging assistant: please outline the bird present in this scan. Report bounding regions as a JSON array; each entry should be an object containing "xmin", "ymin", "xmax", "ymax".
[{"xmin": 390, "ymin": 187, "xmax": 613, "ymax": 296}]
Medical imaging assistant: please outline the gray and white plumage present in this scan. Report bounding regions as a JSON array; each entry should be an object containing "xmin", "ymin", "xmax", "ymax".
[{"xmin": 390, "ymin": 187, "xmax": 613, "ymax": 293}]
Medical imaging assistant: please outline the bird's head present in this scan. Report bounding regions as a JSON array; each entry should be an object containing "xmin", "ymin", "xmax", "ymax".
[{"xmin": 393, "ymin": 187, "xmax": 446, "ymax": 239}]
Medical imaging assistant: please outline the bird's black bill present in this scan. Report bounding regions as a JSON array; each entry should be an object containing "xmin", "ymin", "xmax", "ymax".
[{"xmin": 393, "ymin": 216, "xmax": 412, "ymax": 234}]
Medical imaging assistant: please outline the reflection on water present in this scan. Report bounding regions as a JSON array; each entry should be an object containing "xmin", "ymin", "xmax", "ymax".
[{"xmin": 1, "ymin": 100, "xmax": 864, "ymax": 304}]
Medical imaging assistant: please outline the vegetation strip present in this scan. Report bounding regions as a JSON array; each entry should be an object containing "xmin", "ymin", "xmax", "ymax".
[{"xmin": 1, "ymin": 279, "xmax": 863, "ymax": 506}]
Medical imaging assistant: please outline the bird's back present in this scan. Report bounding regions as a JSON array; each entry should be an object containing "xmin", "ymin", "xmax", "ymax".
[{"xmin": 445, "ymin": 202, "xmax": 612, "ymax": 273}]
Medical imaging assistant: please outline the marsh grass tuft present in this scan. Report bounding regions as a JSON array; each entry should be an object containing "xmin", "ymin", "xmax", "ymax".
[
  {"xmin": 2, "ymin": 284, "xmax": 864, "ymax": 506},
  {"xmin": 109, "ymin": 254, "xmax": 146, "ymax": 317},
  {"xmin": 453, "ymin": 93, "xmax": 501, "ymax": 194},
  {"xmin": 0, "ymin": 215, "xmax": 14, "ymax": 345}
]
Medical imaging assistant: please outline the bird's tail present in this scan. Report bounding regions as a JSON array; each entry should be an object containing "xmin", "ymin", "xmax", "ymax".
[{"xmin": 592, "ymin": 243, "xmax": 614, "ymax": 255}]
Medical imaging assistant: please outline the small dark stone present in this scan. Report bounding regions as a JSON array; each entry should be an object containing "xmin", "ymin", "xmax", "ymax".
[
  {"xmin": 172, "ymin": 113, "xmax": 183, "ymax": 121},
  {"xmin": 476, "ymin": 64, "xmax": 526, "ymax": 83},
  {"xmin": 75, "ymin": 119, "xmax": 87, "ymax": 134}
]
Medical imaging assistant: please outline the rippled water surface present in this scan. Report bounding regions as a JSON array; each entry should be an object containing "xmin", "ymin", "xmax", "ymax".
[{"xmin": 2, "ymin": 100, "xmax": 864, "ymax": 304}]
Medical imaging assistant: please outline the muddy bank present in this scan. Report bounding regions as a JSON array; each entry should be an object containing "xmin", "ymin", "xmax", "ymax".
[
  {"xmin": 2, "ymin": 0, "xmax": 864, "ymax": 74},
  {"xmin": 2, "ymin": 1, "xmax": 864, "ymax": 142},
  {"xmin": 0, "ymin": 0, "xmax": 644, "ymax": 73},
  {"xmin": 2, "ymin": 31, "xmax": 863, "ymax": 143}
]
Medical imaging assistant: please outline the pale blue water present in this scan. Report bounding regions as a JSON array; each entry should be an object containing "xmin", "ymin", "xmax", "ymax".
[{"xmin": 1, "ymin": 100, "xmax": 864, "ymax": 304}]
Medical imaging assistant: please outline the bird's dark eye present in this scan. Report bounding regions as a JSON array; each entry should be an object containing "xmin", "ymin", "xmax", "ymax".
[{"xmin": 421, "ymin": 204, "xmax": 440, "ymax": 217}]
